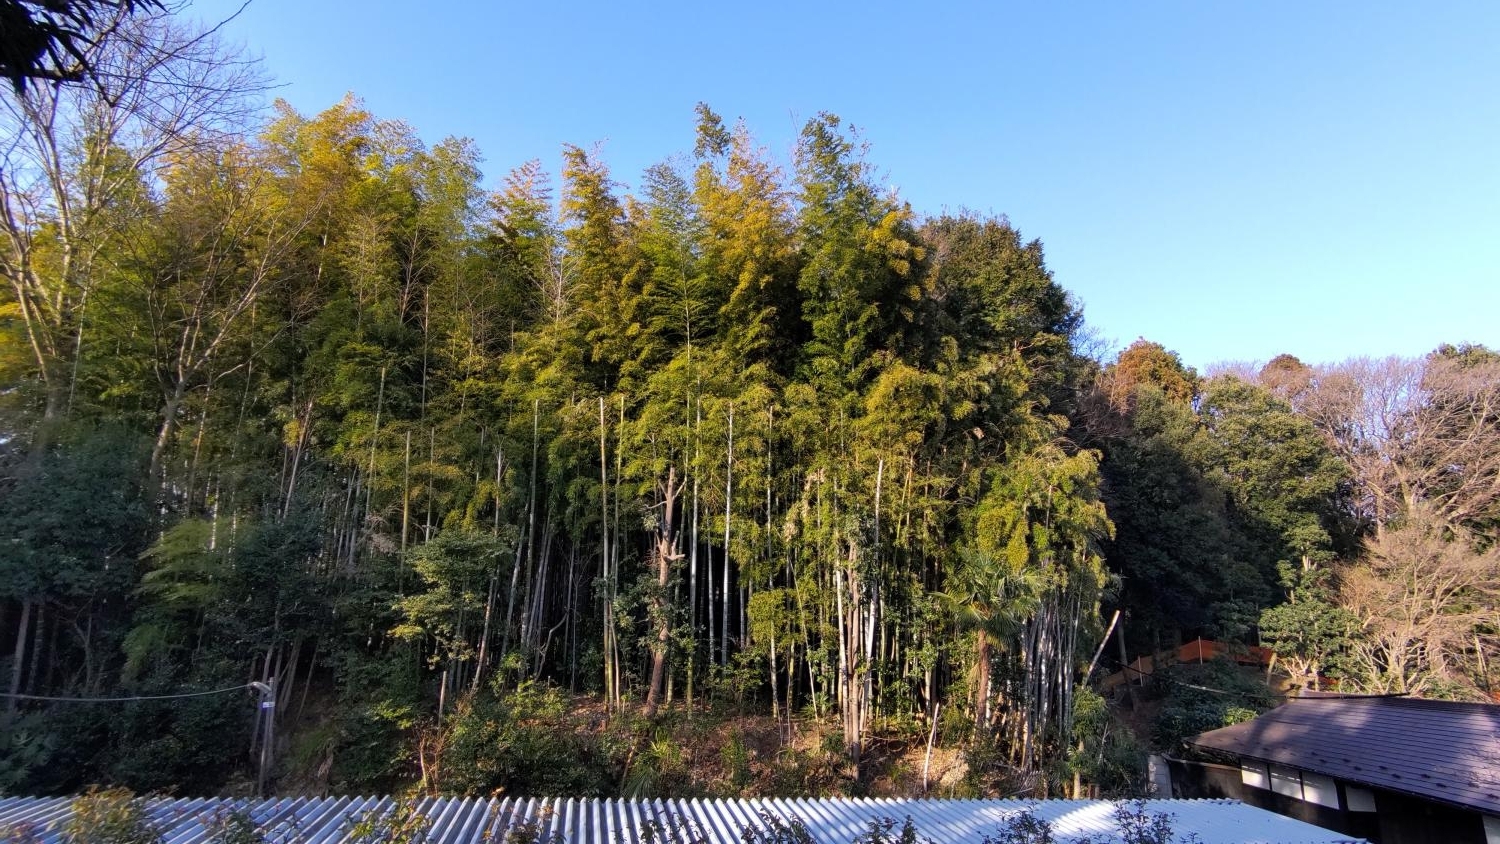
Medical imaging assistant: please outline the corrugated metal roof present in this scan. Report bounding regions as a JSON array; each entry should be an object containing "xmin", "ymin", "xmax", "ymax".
[
  {"xmin": 1189, "ymin": 695, "xmax": 1500, "ymax": 815},
  {"xmin": 0, "ymin": 795, "xmax": 1363, "ymax": 843}
]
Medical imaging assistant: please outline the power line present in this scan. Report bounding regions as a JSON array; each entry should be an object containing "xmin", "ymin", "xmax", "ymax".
[
  {"xmin": 0, "ymin": 683, "xmax": 257, "ymax": 703},
  {"xmin": 1118, "ymin": 663, "xmax": 1410, "ymax": 701}
]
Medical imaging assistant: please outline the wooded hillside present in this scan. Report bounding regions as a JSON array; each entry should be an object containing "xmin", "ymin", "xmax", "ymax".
[{"xmin": 2, "ymin": 7, "xmax": 1496, "ymax": 799}]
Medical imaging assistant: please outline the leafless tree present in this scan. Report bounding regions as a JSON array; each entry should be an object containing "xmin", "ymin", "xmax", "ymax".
[
  {"xmin": 0, "ymin": 3, "xmax": 266, "ymax": 447},
  {"xmin": 1340, "ymin": 510, "xmax": 1500, "ymax": 696},
  {"xmin": 1303, "ymin": 354, "xmax": 1500, "ymax": 539}
]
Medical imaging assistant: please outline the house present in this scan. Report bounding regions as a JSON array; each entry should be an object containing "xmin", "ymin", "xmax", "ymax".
[
  {"xmin": 1174, "ymin": 694, "xmax": 1500, "ymax": 844},
  {"xmin": 0, "ymin": 794, "xmax": 1364, "ymax": 843}
]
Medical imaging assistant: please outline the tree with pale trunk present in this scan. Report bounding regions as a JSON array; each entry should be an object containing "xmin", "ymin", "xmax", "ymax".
[
  {"xmin": 1302, "ymin": 351, "xmax": 1500, "ymax": 539},
  {"xmin": 0, "ymin": 7, "xmax": 263, "ymax": 448},
  {"xmin": 1338, "ymin": 510, "xmax": 1500, "ymax": 697}
]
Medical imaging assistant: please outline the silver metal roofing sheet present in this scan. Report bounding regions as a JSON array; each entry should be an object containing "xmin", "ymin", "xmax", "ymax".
[{"xmin": 0, "ymin": 795, "xmax": 1363, "ymax": 844}]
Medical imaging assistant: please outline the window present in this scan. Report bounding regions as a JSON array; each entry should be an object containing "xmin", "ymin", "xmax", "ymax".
[
  {"xmin": 1241, "ymin": 761, "xmax": 1343, "ymax": 809},
  {"xmin": 1270, "ymin": 765, "xmax": 1303, "ymax": 798},
  {"xmin": 1301, "ymin": 772, "xmax": 1338, "ymax": 808},
  {"xmin": 1345, "ymin": 786, "xmax": 1377, "ymax": 813},
  {"xmin": 1240, "ymin": 762, "xmax": 1270, "ymax": 789}
]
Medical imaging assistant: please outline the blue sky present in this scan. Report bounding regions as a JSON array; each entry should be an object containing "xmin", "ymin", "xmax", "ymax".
[{"xmin": 191, "ymin": 0, "xmax": 1499, "ymax": 370}]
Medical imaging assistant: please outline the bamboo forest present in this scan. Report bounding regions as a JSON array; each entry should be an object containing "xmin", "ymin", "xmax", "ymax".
[{"xmin": 2, "ymin": 8, "xmax": 1498, "ymax": 801}]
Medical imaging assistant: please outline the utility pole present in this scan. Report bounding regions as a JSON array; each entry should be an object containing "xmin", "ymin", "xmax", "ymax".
[{"xmin": 251, "ymin": 680, "xmax": 276, "ymax": 797}]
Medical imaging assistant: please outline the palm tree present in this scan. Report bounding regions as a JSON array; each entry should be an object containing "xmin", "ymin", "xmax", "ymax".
[{"xmin": 938, "ymin": 547, "xmax": 1045, "ymax": 732}]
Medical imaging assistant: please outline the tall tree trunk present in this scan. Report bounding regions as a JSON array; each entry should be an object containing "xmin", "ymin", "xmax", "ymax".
[
  {"xmin": 567, "ymin": 543, "xmax": 580, "ymax": 692},
  {"xmin": 6, "ymin": 601, "xmax": 34, "ymax": 715},
  {"xmin": 599, "ymin": 397, "xmax": 616, "ymax": 712},
  {"xmin": 366, "ymin": 366, "xmax": 386, "ymax": 525},
  {"xmin": 612, "ymin": 396, "xmax": 624, "ymax": 706},
  {"xmin": 149, "ymin": 380, "xmax": 189, "ymax": 489},
  {"xmin": 974, "ymin": 629, "xmax": 993, "ymax": 732},
  {"xmin": 688, "ymin": 397, "xmax": 700, "ymax": 704},
  {"xmin": 503, "ymin": 403, "xmax": 540, "ymax": 660},
  {"xmin": 25, "ymin": 602, "xmax": 46, "ymax": 697},
  {"xmin": 644, "ymin": 466, "xmax": 682, "ymax": 717},
  {"xmin": 473, "ymin": 500, "xmax": 502, "ymax": 695},
  {"xmin": 281, "ymin": 399, "xmax": 314, "ymax": 519},
  {"xmin": 722, "ymin": 403, "xmax": 733, "ymax": 666},
  {"xmin": 401, "ymin": 430, "xmax": 412, "ymax": 555}
]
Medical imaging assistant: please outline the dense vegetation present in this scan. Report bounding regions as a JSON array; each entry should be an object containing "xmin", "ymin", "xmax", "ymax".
[{"xmin": 2, "ymin": 7, "xmax": 1497, "ymax": 800}]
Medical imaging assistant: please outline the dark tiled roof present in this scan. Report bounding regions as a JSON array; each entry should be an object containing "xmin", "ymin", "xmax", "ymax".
[{"xmin": 1190, "ymin": 695, "xmax": 1500, "ymax": 815}]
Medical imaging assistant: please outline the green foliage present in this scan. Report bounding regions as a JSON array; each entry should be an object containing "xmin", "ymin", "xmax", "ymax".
[
  {"xmin": 345, "ymin": 797, "xmax": 431, "ymax": 844},
  {"xmin": 393, "ymin": 529, "xmax": 512, "ymax": 669},
  {"xmin": 1068, "ymin": 687, "xmax": 1146, "ymax": 796},
  {"xmin": 62, "ymin": 788, "xmax": 162, "ymax": 844},
  {"xmin": 440, "ymin": 683, "xmax": 619, "ymax": 796},
  {"xmin": 1097, "ymin": 371, "xmax": 1349, "ymax": 645},
  {"xmin": 1151, "ymin": 661, "xmax": 1276, "ymax": 753},
  {"xmin": 1194, "ymin": 377, "xmax": 1348, "ymax": 569},
  {"xmin": 0, "ymin": 422, "xmax": 150, "ymax": 602},
  {"xmin": 632, "ymin": 813, "xmax": 710, "ymax": 844},
  {"xmin": 0, "ymin": 80, "xmax": 1399, "ymax": 799},
  {"xmin": 720, "ymin": 730, "xmax": 753, "ymax": 792},
  {"xmin": 1, "ymin": 665, "xmax": 251, "ymax": 796},
  {"xmin": 983, "ymin": 810, "xmax": 1056, "ymax": 844},
  {"xmin": 959, "ymin": 733, "xmax": 1026, "ymax": 797},
  {"xmin": 623, "ymin": 730, "xmax": 695, "ymax": 798},
  {"xmin": 200, "ymin": 807, "xmax": 302, "ymax": 844},
  {"xmin": 739, "ymin": 811, "xmax": 815, "ymax": 844},
  {"xmin": 1258, "ymin": 562, "xmax": 1356, "ymax": 688},
  {"xmin": 851, "ymin": 817, "xmax": 929, "ymax": 844},
  {"xmin": 0, "ymin": 712, "xmax": 57, "ymax": 792},
  {"xmin": 986, "ymin": 802, "xmax": 1200, "ymax": 844},
  {"xmin": 1105, "ymin": 800, "xmax": 1202, "ymax": 844},
  {"xmin": 101, "ymin": 679, "xmax": 252, "ymax": 792}
]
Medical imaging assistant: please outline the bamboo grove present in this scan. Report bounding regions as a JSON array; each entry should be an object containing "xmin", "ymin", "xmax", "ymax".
[{"xmin": 4, "ymin": 10, "xmax": 1499, "ymax": 799}]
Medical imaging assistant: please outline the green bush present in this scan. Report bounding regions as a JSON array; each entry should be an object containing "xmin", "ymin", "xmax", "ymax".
[
  {"xmin": 62, "ymin": 788, "xmax": 162, "ymax": 844},
  {"xmin": 1151, "ymin": 660, "xmax": 1275, "ymax": 753},
  {"xmin": 739, "ymin": 810, "xmax": 815, "ymax": 844},
  {"xmin": 851, "ymin": 816, "xmax": 929, "ymax": 844},
  {"xmin": 2, "ymin": 668, "xmax": 251, "ymax": 796},
  {"xmin": 1068, "ymin": 686, "xmax": 1146, "ymax": 796},
  {"xmin": 623, "ymin": 730, "xmax": 695, "ymax": 798},
  {"xmin": 345, "ymin": 797, "xmax": 431, "ymax": 844},
  {"xmin": 200, "ymin": 806, "xmax": 303, "ymax": 844},
  {"xmin": 329, "ymin": 646, "xmax": 424, "ymax": 792},
  {"xmin": 440, "ymin": 683, "xmax": 618, "ymax": 796},
  {"xmin": 721, "ymin": 730, "xmax": 753, "ymax": 792}
]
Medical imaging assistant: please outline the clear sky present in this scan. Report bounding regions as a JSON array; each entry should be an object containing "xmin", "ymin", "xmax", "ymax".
[{"xmin": 188, "ymin": 0, "xmax": 1500, "ymax": 370}]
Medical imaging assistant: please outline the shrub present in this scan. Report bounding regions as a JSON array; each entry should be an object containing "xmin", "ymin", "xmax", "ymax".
[
  {"xmin": 851, "ymin": 816, "xmax": 929, "ymax": 844},
  {"xmin": 721, "ymin": 730, "xmax": 752, "ymax": 792},
  {"xmin": 983, "ymin": 801, "xmax": 1201, "ymax": 844},
  {"xmin": 983, "ymin": 810, "xmax": 1055, "ymax": 844},
  {"xmin": 201, "ymin": 806, "xmax": 302, "ymax": 844},
  {"xmin": 1068, "ymin": 687, "xmax": 1146, "ymax": 796},
  {"xmin": 1107, "ymin": 800, "xmax": 1201, "ymax": 844},
  {"xmin": 345, "ymin": 797, "xmax": 431, "ymax": 844},
  {"xmin": 738, "ymin": 810, "xmax": 814, "ymax": 844},
  {"xmin": 62, "ymin": 787, "xmax": 162, "ymax": 844},
  {"xmin": 440, "ymin": 682, "xmax": 617, "ymax": 796},
  {"xmin": 1151, "ymin": 660, "xmax": 1275, "ymax": 752}
]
